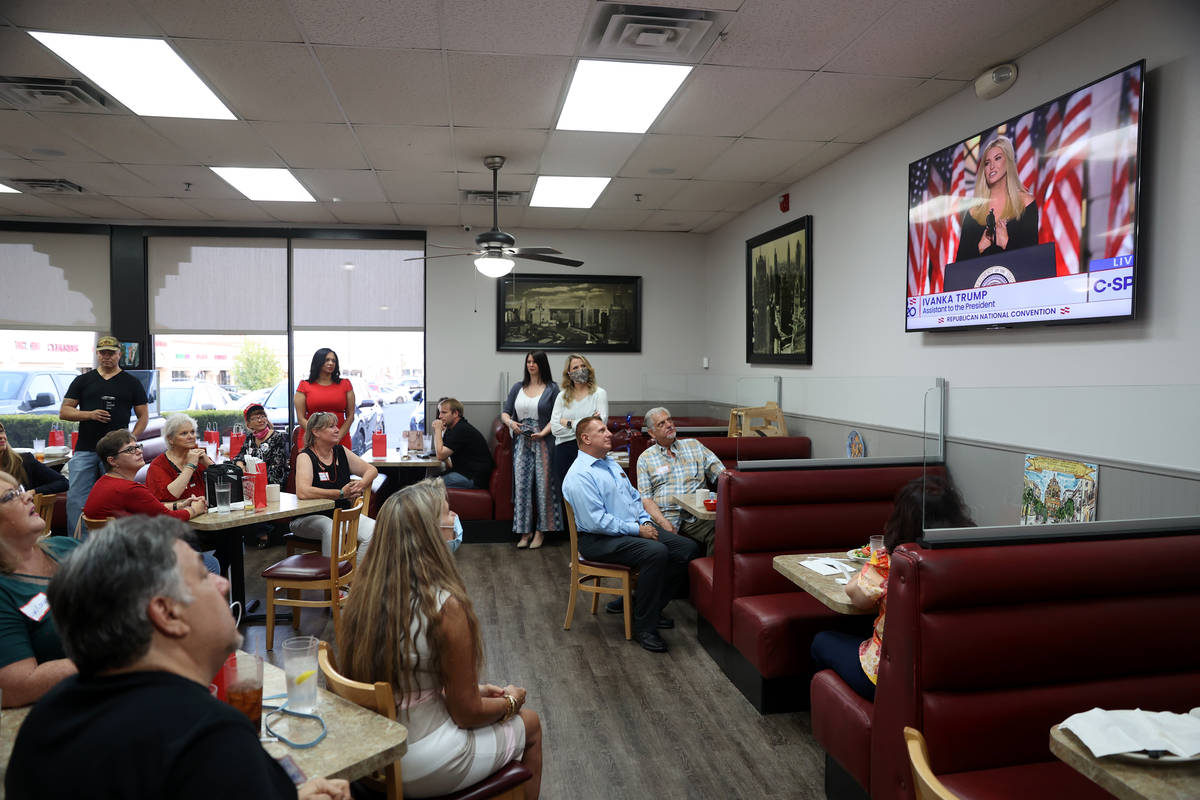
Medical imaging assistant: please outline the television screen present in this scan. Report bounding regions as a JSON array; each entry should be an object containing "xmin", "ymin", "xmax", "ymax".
[{"xmin": 905, "ymin": 60, "xmax": 1144, "ymax": 332}]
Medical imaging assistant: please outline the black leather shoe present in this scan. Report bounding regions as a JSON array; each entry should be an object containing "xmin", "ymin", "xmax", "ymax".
[
  {"xmin": 606, "ymin": 598, "xmax": 624, "ymax": 614},
  {"xmin": 636, "ymin": 631, "xmax": 668, "ymax": 653},
  {"xmin": 656, "ymin": 615, "xmax": 674, "ymax": 629}
]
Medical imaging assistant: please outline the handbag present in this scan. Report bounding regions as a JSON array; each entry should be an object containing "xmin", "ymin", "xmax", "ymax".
[{"xmin": 204, "ymin": 462, "xmax": 244, "ymax": 506}]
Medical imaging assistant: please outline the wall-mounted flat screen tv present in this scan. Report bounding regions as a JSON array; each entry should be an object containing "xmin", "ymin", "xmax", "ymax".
[{"xmin": 905, "ymin": 60, "xmax": 1144, "ymax": 332}]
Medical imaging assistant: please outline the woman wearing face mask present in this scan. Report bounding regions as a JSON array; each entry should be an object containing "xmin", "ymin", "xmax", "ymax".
[{"xmin": 548, "ymin": 354, "xmax": 607, "ymax": 498}]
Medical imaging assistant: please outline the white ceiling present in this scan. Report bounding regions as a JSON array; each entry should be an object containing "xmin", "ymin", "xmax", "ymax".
[{"xmin": 0, "ymin": 0, "xmax": 1110, "ymax": 233}]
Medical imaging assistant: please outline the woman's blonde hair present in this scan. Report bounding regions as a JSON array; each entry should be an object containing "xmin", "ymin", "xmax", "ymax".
[
  {"xmin": 969, "ymin": 135, "xmax": 1029, "ymax": 225},
  {"xmin": 304, "ymin": 412, "xmax": 338, "ymax": 450},
  {"xmin": 560, "ymin": 353, "xmax": 597, "ymax": 406},
  {"xmin": 0, "ymin": 424, "xmax": 28, "ymax": 487},
  {"xmin": 338, "ymin": 478, "xmax": 482, "ymax": 702},
  {"xmin": 0, "ymin": 470, "xmax": 52, "ymax": 574}
]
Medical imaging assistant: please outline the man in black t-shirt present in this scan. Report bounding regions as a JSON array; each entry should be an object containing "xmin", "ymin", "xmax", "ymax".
[
  {"xmin": 59, "ymin": 335, "xmax": 149, "ymax": 535},
  {"xmin": 6, "ymin": 515, "xmax": 349, "ymax": 800},
  {"xmin": 431, "ymin": 397, "xmax": 494, "ymax": 489}
]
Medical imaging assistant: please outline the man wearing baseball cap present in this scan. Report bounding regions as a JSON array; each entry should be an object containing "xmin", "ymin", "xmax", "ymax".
[{"xmin": 59, "ymin": 335, "xmax": 149, "ymax": 536}]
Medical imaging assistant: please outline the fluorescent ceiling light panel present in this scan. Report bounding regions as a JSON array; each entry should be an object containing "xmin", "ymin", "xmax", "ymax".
[
  {"xmin": 0, "ymin": 183, "xmax": 19, "ymax": 193},
  {"xmin": 210, "ymin": 167, "xmax": 315, "ymax": 202},
  {"xmin": 529, "ymin": 176, "xmax": 610, "ymax": 209},
  {"xmin": 556, "ymin": 59, "xmax": 692, "ymax": 134},
  {"xmin": 29, "ymin": 31, "xmax": 235, "ymax": 120}
]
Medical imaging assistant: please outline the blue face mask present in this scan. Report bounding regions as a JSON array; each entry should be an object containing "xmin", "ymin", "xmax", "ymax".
[{"xmin": 445, "ymin": 512, "xmax": 464, "ymax": 554}]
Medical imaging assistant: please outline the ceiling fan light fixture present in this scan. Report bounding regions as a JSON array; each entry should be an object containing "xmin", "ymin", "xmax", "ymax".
[
  {"xmin": 556, "ymin": 59, "xmax": 691, "ymax": 134},
  {"xmin": 475, "ymin": 254, "xmax": 515, "ymax": 278}
]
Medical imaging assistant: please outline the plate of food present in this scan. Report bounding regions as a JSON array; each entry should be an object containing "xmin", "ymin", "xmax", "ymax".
[{"xmin": 846, "ymin": 545, "xmax": 872, "ymax": 563}]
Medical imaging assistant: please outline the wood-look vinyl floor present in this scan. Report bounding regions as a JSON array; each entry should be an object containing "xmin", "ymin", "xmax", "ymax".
[{"xmin": 240, "ymin": 536, "xmax": 826, "ymax": 799}]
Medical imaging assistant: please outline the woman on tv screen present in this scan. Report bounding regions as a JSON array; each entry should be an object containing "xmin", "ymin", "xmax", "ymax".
[{"xmin": 954, "ymin": 134, "xmax": 1039, "ymax": 262}]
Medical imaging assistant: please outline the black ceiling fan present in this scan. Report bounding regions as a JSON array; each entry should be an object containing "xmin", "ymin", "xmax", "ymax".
[{"xmin": 407, "ymin": 155, "xmax": 584, "ymax": 275}]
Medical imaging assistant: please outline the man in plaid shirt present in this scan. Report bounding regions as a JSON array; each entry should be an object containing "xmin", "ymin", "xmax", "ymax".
[{"xmin": 636, "ymin": 407, "xmax": 725, "ymax": 556}]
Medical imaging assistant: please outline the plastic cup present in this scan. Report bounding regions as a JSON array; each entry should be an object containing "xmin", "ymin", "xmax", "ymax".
[
  {"xmin": 695, "ymin": 488, "xmax": 707, "ymax": 505},
  {"xmin": 33, "ymin": 439, "xmax": 46, "ymax": 461},
  {"xmin": 215, "ymin": 480, "xmax": 231, "ymax": 513},
  {"xmin": 266, "ymin": 484, "xmax": 280, "ymax": 504},
  {"xmin": 222, "ymin": 652, "xmax": 263, "ymax": 731},
  {"xmin": 869, "ymin": 534, "xmax": 885, "ymax": 565},
  {"xmin": 282, "ymin": 636, "xmax": 319, "ymax": 713}
]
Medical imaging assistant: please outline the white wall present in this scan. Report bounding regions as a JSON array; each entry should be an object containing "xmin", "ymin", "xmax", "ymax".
[
  {"xmin": 425, "ymin": 227, "xmax": 708, "ymax": 405},
  {"xmin": 700, "ymin": 0, "xmax": 1200, "ymax": 467}
]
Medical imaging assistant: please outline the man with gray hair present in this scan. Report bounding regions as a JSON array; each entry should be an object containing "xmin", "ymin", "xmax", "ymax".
[
  {"xmin": 6, "ymin": 516, "xmax": 349, "ymax": 800},
  {"xmin": 636, "ymin": 406, "xmax": 725, "ymax": 556}
]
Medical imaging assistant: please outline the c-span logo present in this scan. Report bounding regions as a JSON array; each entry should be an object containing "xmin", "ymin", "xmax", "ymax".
[{"xmin": 974, "ymin": 266, "xmax": 1016, "ymax": 288}]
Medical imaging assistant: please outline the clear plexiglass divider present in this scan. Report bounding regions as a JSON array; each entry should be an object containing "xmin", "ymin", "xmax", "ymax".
[{"xmin": 921, "ymin": 382, "xmax": 1200, "ymax": 547}]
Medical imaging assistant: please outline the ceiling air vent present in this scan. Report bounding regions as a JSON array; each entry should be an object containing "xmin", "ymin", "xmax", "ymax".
[
  {"xmin": 582, "ymin": 3, "xmax": 733, "ymax": 63},
  {"xmin": 7, "ymin": 178, "xmax": 88, "ymax": 195},
  {"xmin": 463, "ymin": 190, "xmax": 523, "ymax": 206},
  {"xmin": 0, "ymin": 76, "xmax": 110, "ymax": 112}
]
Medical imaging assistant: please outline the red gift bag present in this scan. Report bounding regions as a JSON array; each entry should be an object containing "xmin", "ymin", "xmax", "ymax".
[
  {"xmin": 228, "ymin": 424, "xmax": 246, "ymax": 461},
  {"xmin": 47, "ymin": 422, "xmax": 65, "ymax": 447},
  {"xmin": 204, "ymin": 422, "xmax": 220, "ymax": 445},
  {"xmin": 70, "ymin": 431, "xmax": 79, "ymax": 451},
  {"xmin": 254, "ymin": 462, "xmax": 267, "ymax": 510},
  {"xmin": 372, "ymin": 431, "xmax": 387, "ymax": 458}
]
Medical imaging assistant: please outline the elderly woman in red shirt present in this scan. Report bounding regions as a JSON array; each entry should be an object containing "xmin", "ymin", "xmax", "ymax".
[{"xmin": 145, "ymin": 414, "xmax": 213, "ymax": 505}]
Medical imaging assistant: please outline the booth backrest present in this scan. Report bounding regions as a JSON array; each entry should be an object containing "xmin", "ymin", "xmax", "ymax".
[
  {"xmin": 871, "ymin": 534, "xmax": 1200, "ymax": 799},
  {"xmin": 488, "ymin": 416, "xmax": 514, "ymax": 520},
  {"xmin": 629, "ymin": 435, "xmax": 812, "ymax": 479},
  {"xmin": 708, "ymin": 465, "xmax": 943, "ymax": 639}
]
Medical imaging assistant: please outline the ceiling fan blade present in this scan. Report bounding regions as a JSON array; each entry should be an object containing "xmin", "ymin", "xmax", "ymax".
[
  {"xmin": 510, "ymin": 247, "xmax": 562, "ymax": 256},
  {"xmin": 403, "ymin": 251, "xmax": 481, "ymax": 262},
  {"xmin": 426, "ymin": 242, "xmax": 474, "ymax": 250},
  {"xmin": 514, "ymin": 252, "xmax": 584, "ymax": 267}
]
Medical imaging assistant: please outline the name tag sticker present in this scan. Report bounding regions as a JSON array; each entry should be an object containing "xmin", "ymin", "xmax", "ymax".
[
  {"xmin": 654, "ymin": 465, "xmax": 670, "ymax": 476},
  {"xmin": 317, "ymin": 471, "xmax": 330, "ymax": 482},
  {"xmin": 21, "ymin": 592, "xmax": 50, "ymax": 622}
]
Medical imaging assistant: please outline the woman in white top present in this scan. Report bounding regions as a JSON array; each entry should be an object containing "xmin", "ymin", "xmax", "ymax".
[
  {"xmin": 548, "ymin": 353, "xmax": 607, "ymax": 495},
  {"xmin": 339, "ymin": 479, "xmax": 543, "ymax": 798},
  {"xmin": 499, "ymin": 351, "xmax": 560, "ymax": 550}
]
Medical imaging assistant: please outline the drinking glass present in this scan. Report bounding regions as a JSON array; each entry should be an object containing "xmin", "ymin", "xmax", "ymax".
[
  {"xmin": 282, "ymin": 636, "xmax": 319, "ymax": 713},
  {"xmin": 869, "ymin": 534, "xmax": 885, "ymax": 565},
  {"xmin": 215, "ymin": 479, "xmax": 231, "ymax": 513},
  {"xmin": 222, "ymin": 652, "xmax": 263, "ymax": 732},
  {"xmin": 32, "ymin": 439, "xmax": 46, "ymax": 462}
]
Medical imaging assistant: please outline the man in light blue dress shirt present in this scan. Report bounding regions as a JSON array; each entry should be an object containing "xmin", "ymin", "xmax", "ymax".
[{"xmin": 561, "ymin": 417, "xmax": 700, "ymax": 653}]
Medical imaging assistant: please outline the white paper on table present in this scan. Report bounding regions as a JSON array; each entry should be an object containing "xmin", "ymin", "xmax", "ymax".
[
  {"xmin": 1061, "ymin": 707, "xmax": 1200, "ymax": 758},
  {"xmin": 799, "ymin": 559, "xmax": 841, "ymax": 576}
]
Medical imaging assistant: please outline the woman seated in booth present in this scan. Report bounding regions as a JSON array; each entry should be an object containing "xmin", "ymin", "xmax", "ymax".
[
  {"xmin": 339, "ymin": 479, "xmax": 542, "ymax": 798},
  {"xmin": 290, "ymin": 411, "xmax": 377, "ymax": 562},
  {"xmin": 0, "ymin": 422, "xmax": 68, "ymax": 497},
  {"xmin": 810, "ymin": 476, "xmax": 974, "ymax": 701},
  {"xmin": 145, "ymin": 413, "xmax": 213, "ymax": 504},
  {"xmin": 0, "ymin": 470, "xmax": 77, "ymax": 707}
]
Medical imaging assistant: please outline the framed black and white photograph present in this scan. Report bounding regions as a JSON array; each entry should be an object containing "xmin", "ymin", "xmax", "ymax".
[
  {"xmin": 497, "ymin": 274, "xmax": 641, "ymax": 352},
  {"xmin": 746, "ymin": 215, "xmax": 813, "ymax": 365}
]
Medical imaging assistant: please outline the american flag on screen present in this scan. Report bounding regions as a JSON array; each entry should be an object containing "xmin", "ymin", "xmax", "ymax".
[
  {"xmin": 1041, "ymin": 88, "xmax": 1092, "ymax": 275},
  {"xmin": 1104, "ymin": 69, "xmax": 1140, "ymax": 258},
  {"xmin": 907, "ymin": 149, "xmax": 957, "ymax": 295},
  {"xmin": 1014, "ymin": 111, "xmax": 1039, "ymax": 193}
]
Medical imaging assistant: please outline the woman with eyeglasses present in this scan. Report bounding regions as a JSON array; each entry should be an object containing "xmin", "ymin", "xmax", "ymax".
[
  {"xmin": 0, "ymin": 470, "xmax": 78, "ymax": 707},
  {"xmin": 145, "ymin": 414, "xmax": 213, "ymax": 505},
  {"xmin": 0, "ymin": 422, "xmax": 68, "ymax": 496},
  {"xmin": 82, "ymin": 430, "xmax": 205, "ymax": 525}
]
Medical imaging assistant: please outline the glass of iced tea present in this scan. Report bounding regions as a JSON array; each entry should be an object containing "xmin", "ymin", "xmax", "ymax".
[{"xmin": 222, "ymin": 652, "xmax": 263, "ymax": 732}]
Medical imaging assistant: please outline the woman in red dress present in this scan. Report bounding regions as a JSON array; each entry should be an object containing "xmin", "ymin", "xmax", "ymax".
[{"xmin": 294, "ymin": 348, "xmax": 356, "ymax": 451}]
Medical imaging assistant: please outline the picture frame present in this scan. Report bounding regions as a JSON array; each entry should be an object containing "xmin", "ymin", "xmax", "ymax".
[
  {"xmin": 746, "ymin": 215, "xmax": 813, "ymax": 364},
  {"xmin": 497, "ymin": 274, "xmax": 642, "ymax": 352}
]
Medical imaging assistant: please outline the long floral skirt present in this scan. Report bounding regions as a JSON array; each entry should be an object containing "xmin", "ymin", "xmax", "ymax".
[{"xmin": 511, "ymin": 418, "xmax": 562, "ymax": 534}]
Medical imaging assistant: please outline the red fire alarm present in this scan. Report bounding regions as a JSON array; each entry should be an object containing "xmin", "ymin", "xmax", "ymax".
[{"xmin": 779, "ymin": 193, "xmax": 790, "ymax": 213}]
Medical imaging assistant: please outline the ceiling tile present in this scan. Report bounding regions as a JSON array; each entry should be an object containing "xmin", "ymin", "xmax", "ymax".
[
  {"xmin": 327, "ymin": 201, "xmax": 398, "ymax": 225},
  {"xmin": 462, "ymin": 205, "xmax": 525, "ymax": 229},
  {"xmin": 392, "ymin": 204, "xmax": 462, "ymax": 228},
  {"xmin": 252, "ymin": 122, "xmax": 367, "ymax": 169},
  {"xmin": 691, "ymin": 211, "xmax": 736, "ymax": 233},
  {"xmin": 377, "ymin": 171, "xmax": 459, "ymax": 204},
  {"xmin": 44, "ymin": 195, "xmax": 146, "ymax": 218},
  {"xmin": 707, "ymin": 0, "xmax": 887, "ymax": 71},
  {"xmin": 0, "ymin": 161, "xmax": 65, "ymax": 182},
  {"xmin": 32, "ymin": 112, "xmax": 189, "ymax": 164},
  {"xmin": 146, "ymin": 0, "xmax": 302, "ymax": 41},
  {"xmin": 256, "ymin": 201, "xmax": 337, "ymax": 223},
  {"xmin": 317, "ymin": 47, "xmax": 449, "ymax": 126},
  {"xmin": 355, "ymin": 125, "xmax": 454, "ymax": 172},
  {"xmin": 457, "ymin": 172, "xmax": 534, "ymax": 193},
  {"xmin": 0, "ymin": 110, "xmax": 109, "ymax": 162},
  {"xmin": 539, "ymin": 132, "xmax": 642, "ymax": 177},
  {"xmin": 292, "ymin": 169, "xmax": 385, "ymax": 202},
  {"xmin": 447, "ymin": 53, "xmax": 569, "ymax": 129},
  {"xmin": 749, "ymin": 72, "xmax": 924, "ymax": 141},
  {"xmin": 452, "ymin": 129, "xmax": 548, "ymax": 175},
  {"xmin": 836, "ymin": 78, "xmax": 966, "ymax": 143},
  {"xmin": 636, "ymin": 210, "xmax": 716, "ymax": 232},
  {"xmin": 32, "ymin": 161, "xmax": 160, "ymax": 196},
  {"xmin": 653, "ymin": 66, "xmax": 814, "ymax": 137},
  {"xmin": 698, "ymin": 138, "xmax": 824, "ymax": 182},
  {"xmin": 442, "ymin": 0, "xmax": 589, "ymax": 56},
  {"xmin": 111, "ymin": 196, "xmax": 213, "ymax": 220},
  {"xmin": 665, "ymin": 180, "xmax": 775, "ymax": 212},
  {"xmin": 143, "ymin": 120, "xmax": 280, "ymax": 166},
  {"xmin": 0, "ymin": 193, "xmax": 86, "ymax": 218},
  {"xmin": 182, "ymin": 197, "xmax": 277, "ymax": 222},
  {"xmin": 123, "ymin": 164, "xmax": 243, "ymax": 199},
  {"xmin": 580, "ymin": 208, "xmax": 653, "ymax": 230},
  {"xmin": 771, "ymin": 141, "xmax": 860, "ymax": 184},
  {"xmin": 173, "ymin": 40, "xmax": 343, "ymax": 123},
  {"xmin": 594, "ymin": 177, "xmax": 686, "ymax": 210},
  {"xmin": 290, "ymin": 0, "xmax": 441, "ymax": 48},
  {"xmin": 620, "ymin": 135, "xmax": 735, "ymax": 180},
  {"xmin": 0, "ymin": 29, "xmax": 80, "ymax": 77},
  {"xmin": 519, "ymin": 208, "xmax": 587, "ymax": 229},
  {"xmin": 2, "ymin": 0, "xmax": 160, "ymax": 35}
]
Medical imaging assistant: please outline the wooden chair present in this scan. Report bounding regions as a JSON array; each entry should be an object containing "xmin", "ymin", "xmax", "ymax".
[
  {"xmin": 318, "ymin": 641, "xmax": 532, "ymax": 800},
  {"xmin": 903, "ymin": 727, "xmax": 961, "ymax": 800},
  {"xmin": 262, "ymin": 500, "xmax": 361, "ymax": 650},
  {"xmin": 33, "ymin": 493, "xmax": 56, "ymax": 537},
  {"xmin": 285, "ymin": 483, "xmax": 372, "ymax": 556},
  {"xmin": 562, "ymin": 500, "xmax": 636, "ymax": 640},
  {"xmin": 727, "ymin": 401, "xmax": 788, "ymax": 437},
  {"xmin": 77, "ymin": 514, "xmax": 113, "ymax": 539}
]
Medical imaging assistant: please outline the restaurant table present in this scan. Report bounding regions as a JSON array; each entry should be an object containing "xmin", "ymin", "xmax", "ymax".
[
  {"xmin": 772, "ymin": 552, "xmax": 872, "ymax": 615},
  {"xmin": 13, "ymin": 448, "xmax": 69, "ymax": 469},
  {"xmin": 190, "ymin": 493, "xmax": 335, "ymax": 609},
  {"xmin": 0, "ymin": 660, "xmax": 407, "ymax": 796},
  {"xmin": 672, "ymin": 492, "xmax": 716, "ymax": 521},
  {"xmin": 1049, "ymin": 724, "xmax": 1200, "ymax": 800}
]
